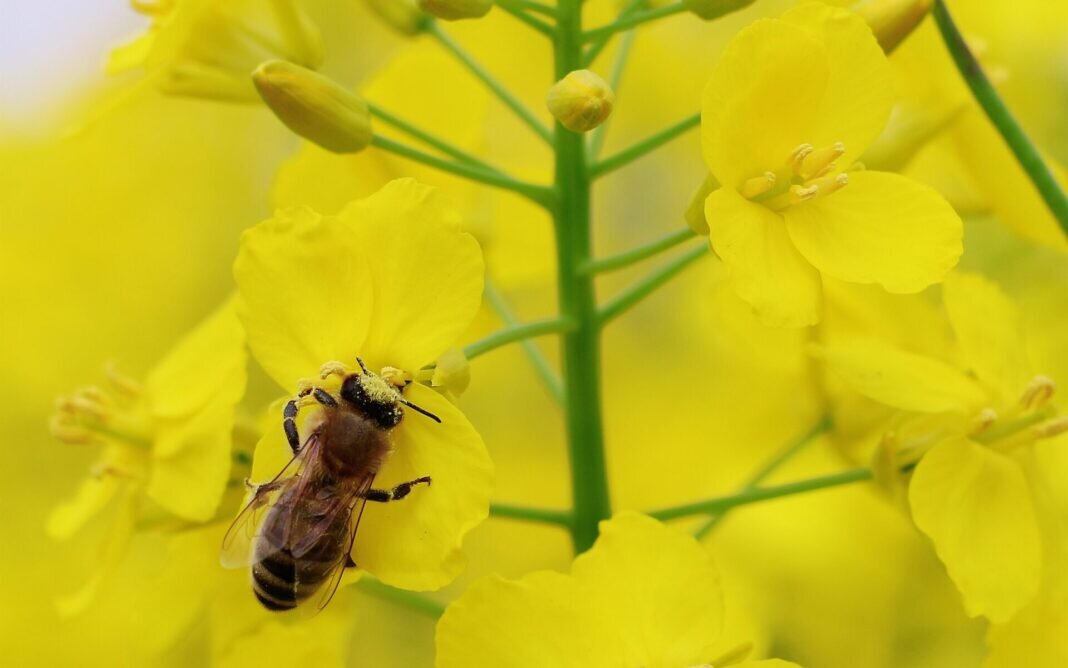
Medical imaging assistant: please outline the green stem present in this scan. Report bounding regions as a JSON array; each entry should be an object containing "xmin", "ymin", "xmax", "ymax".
[
  {"xmin": 581, "ymin": 226, "xmax": 696, "ymax": 275},
  {"xmin": 589, "ymin": 112, "xmax": 700, "ymax": 178},
  {"xmin": 933, "ymin": 0, "xmax": 1068, "ymax": 235},
  {"xmin": 581, "ymin": 3, "xmax": 686, "ymax": 43},
  {"xmin": 463, "ymin": 317, "xmax": 575, "ymax": 359},
  {"xmin": 587, "ymin": 27, "xmax": 637, "ymax": 160},
  {"xmin": 484, "ymin": 280, "xmax": 564, "ymax": 403},
  {"xmin": 598, "ymin": 244, "xmax": 707, "ymax": 325},
  {"xmin": 367, "ymin": 101, "xmax": 500, "ymax": 172},
  {"xmin": 490, "ymin": 503, "xmax": 574, "ymax": 526},
  {"xmin": 370, "ymin": 135, "xmax": 552, "ymax": 205},
  {"xmin": 649, "ymin": 467, "xmax": 874, "ymax": 522},
  {"xmin": 428, "ymin": 23, "xmax": 554, "ymax": 145},
  {"xmin": 583, "ymin": 0, "xmax": 645, "ymax": 67},
  {"xmin": 694, "ymin": 415, "xmax": 832, "ymax": 538},
  {"xmin": 357, "ymin": 578, "xmax": 445, "ymax": 618},
  {"xmin": 496, "ymin": 0, "xmax": 555, "ymax": 35},
  {"xmin": 554, "ymin": 0, "xmax": 613, "ymax": 554},
  {"xmin": 504, "ymin": 0, "xmax": 557, "ymax": 16}
]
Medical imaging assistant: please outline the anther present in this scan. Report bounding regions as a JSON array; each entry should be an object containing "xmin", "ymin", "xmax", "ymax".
[
  {"xmin": 808, "ymin": 172, "xmax": 849, "ymax": 196},
  {"xmin": 801, "ymin": 141, "xmax": 845, "ymax": 179},
  {"xmin": 319, "ymin": 361, "xmax": 349, "ymax": 380},
  {"xmin": 1034, "ymin": 416, "xmax": 1068, "ymax": 440},
  {"xmin": 105, "ymin": 361, "xmax": 142, "ymax": 397},
  {"xmin": 789, "ymin": 143, "xmax": 814, "ymax": 174},
  {"xmin": 1020, "ymin": 375, "xmax": 1056, "ymax": 410},
  {"xmin": 381, "ymin": 366, "xmax": 411, "ymax": 387},
  {"xmin": 970, "ymin": 407, "xmax": 998, "ymax": 434},
  {"xmin": 765, "ymin": 184, "xmax": 820, "ymax": 211},
  {"xmin": 49, "ymin": 415, "xmax": 96, "ymax": 445},
  {"xmin": 739, "ymin": 171, "xmax": 777, "ymax": 199}
]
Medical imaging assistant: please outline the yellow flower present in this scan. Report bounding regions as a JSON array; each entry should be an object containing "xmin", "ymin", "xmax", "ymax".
[
  {"xmin": 700, "ymin": 3, "xmax": 962, "ymax": 326},
  {"xmin": 108, "ymin": 0, "xmax": 324, "ymax": 102},
  {"xmin": 816, "ymin": 271, "xmax": 1066, "ymax": 623},
  {"xmin": 436, "ymin": 512, "xmax": 799, "ymax": 668},
  {"xmin": 47, "ymin": 298, "xmax": 247, "ymax": 613},
  {"xmin": 233, "ymin": 178, "xmax": 493, "ymax": 591}
]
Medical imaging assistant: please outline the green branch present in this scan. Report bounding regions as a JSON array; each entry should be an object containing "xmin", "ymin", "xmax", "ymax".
[
  {"xmin": 933, "ymin": 0, "xmax": 1068, "ymax": 235},
  {"xmin": 589, "ymin": 112, "xmax": 700, "ymax": 178},
  {"xmin": 462, "ymin": 316, "xmax": 575, "ymax": 360},
  {"xmin": 496, "ymin": 0, "xmax": 555, "ymax": 35},
  {"xmin": 428, "ymin": 22, "xmax": 554, "ymax": 145},
  {"xmin": 581, "ymin": 226, "xmax": 696, "ymax": 275},
  {"xmin": 598, "ymin": 244, "xmax": 707, "ymax": 325},
  {"xmin": 357, "ymin": 578, "xmax": 445, "ymax": 618},
  {"xmin": 581, "ymin": 3, "xmax": 686, "ymax": 44},
  {"xmin": 587, "ymin": 27, "xmax": 637, "ymax": 160},
  {"xmin": 490, "ymin": 503, "xmax": 574, "ymax": 526},
  {"xmin": 371, "ymin": 135, "xmax": 552, "ymax": 205},
  {"xmin": 484, "ymin": 280, "xmax": 564, "ymax": 403},
  {"xmin": 695, "ymin": 415, "xmax": 832, "ymax": 538},
  {"xmin": 583, "ymin": 0, "xmax": 645, "ymax": 67},
  {"xmin": 649, "ymin": 467, "xmax": 874, "ymax": 522},
  {"xmin": 367, "ymin": 101, "xmax": 500, "ymax": 172}
]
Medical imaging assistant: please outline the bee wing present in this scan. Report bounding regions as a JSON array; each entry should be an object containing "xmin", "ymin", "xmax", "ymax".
[
  {"xmin": 312, "ymin": 476, "xmax": 376, "ymax": 613},
  {"xmin": 219, "ymin": 434, "xmax": 320, "ymax": 569}
]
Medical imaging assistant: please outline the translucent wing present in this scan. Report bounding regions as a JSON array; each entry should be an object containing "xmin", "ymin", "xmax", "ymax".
[
  {"xmin": 312, "ymin": 476, "xmax": 376, "ymax": 613},
  {"xmin": 219, "ymin": 434, "xmax": 320, "ymax": 569}
]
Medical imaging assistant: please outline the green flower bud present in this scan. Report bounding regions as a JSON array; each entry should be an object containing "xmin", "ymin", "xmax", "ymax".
[
  {"xmin": 418, "ymin": 0, "xmax": 494, "ymax": 20},
  {"xmin": 252, "ymin": 61, "xmax": 373, "ymax": 153},
  {"xmin": 681, "ymin": 0, "xmax": 755, "ymax": 21},
  {"xmin": 364, "ymin": 0, "xmax": 432, "ymax": 35},
  {"xmin": 546, "ymin": 70, "xmax": 614, "ymax": 134},
  {"xmin": 853, "ymin": 0, "xmax": 933, "ymax": 54}
]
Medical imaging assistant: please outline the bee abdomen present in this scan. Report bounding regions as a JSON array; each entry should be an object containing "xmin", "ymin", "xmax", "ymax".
[{"xmin": 252, "ymin": 551, "xmax": 299, "ymax": 611}]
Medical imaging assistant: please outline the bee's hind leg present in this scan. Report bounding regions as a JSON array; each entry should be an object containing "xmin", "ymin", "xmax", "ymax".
[{"xmin": 364, "ymin": 476, "xmax": 432, "ymax": 502}]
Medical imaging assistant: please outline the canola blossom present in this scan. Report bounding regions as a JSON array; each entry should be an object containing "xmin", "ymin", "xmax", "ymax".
[{"xmin": 11, "ymin": 0, "xmax": 1068, "ymax": 665}]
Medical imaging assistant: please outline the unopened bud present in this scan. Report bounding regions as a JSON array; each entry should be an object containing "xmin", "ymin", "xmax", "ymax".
[
  {"xmin": 253, "ymin": 61, "xmax": 373, "ymax": 153},
  {"xmin": 432, "ymin": 349, "xmax": 471, "ymax": 398},
  {"xmin": 546, "ymin": 70, "xmax": 614, "ymax": 134},
  {"xmin": 684, "ymin": 173, "xmax": 719, "ymax": 235},
  {"xmin": 682, "ymin": 0, "xmax": 755, "ymax": 21},
  {"xmin": 853, "ymin": 0, "xmax": 933, "ymax": 54},
  {"xmin": 364, "ymin": 0, "xmax": 431, "ymax": 35},
  {"xmin": 417, "ymin": 0, "xmax": 493, "ymax": 20}
]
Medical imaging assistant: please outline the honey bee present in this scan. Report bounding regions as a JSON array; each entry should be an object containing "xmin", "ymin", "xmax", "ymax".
[{"xmin": 220, "ymin": 358, "xmax": 440, "ymax": 612}]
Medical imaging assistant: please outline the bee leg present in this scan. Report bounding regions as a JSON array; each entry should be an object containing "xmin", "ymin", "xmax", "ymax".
[
  {"xmin": 364, "ymin": 476, "xmax": 432, "ymax": 502},
  {"xmin": 345, "ymin": 556, "xmax": 357, "ymax": 569},
  {"xmin": 282, "ymin": 389, "xmax": 339, "ymax": 453}
]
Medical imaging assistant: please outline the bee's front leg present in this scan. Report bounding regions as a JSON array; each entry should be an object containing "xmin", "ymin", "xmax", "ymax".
[
  {"xmin": 364, "ymin": 476, "xmax": 432, "ymax": 502},
  {"xmin": 282, "ymin": 387, "xmax": 338, "ymax": 453}
]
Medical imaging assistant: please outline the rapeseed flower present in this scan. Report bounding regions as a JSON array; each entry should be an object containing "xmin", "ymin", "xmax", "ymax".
[
  {"xmin": 48, "ymin": 299, "xmax": 246, "ymax": 613},
  {"xmin": 700, "ymin": 3, "xmax": 962, "ymax": 326},
  {"xmin": 108, "ymin": 0, "xmax": 324, "ymax": 102},
  {"xmin": 817, "ymin": 271, "xmax": 1066, "ymax": 623},
  {"xmin": 436, "ymin": 512, "xmax": 798, "ymax": 668},
  {"xmin": 233, "ymin": 178, "xmax": 493, "ymax": 591}
]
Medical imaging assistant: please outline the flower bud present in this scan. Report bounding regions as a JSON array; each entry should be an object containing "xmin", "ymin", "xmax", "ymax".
[
  {"xmin": 853, "ymin": 0, "xmax": 933, "ymax": 54},
  {"xmin": 432, "ymin": 349, "xmax": 471, "ymax": 399},
  {"xmin": 417, "ymin": 0, "xmax": 494, "ymax": 20},
  {"xmin": 253, "ymin": 61, "xmax": 373, "ymax": 153},
  {"xmin": 364, "ymin": 0, "xmax": 432, "ymax": 35},
  {"xmin": 682, "ymin": 0, "xmax": 755, "ymax": 21},
  {"xmin": 546, "ymin": 70, "xmax": 614, "ymax": 134}
]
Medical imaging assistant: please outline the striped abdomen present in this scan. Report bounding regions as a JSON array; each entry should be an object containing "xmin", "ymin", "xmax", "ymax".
[{"xmin": 251, "ymin": 485, "xmax": 351, "ymax": 611}]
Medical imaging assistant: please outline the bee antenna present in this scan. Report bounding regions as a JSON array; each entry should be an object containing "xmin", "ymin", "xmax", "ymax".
[
  {"xmin": 356, "ymin": 357, "xmax": 370, "ymax": 375},
  {"xmin": 400, "ymin": 399, "xmax": 441, "ymax": 424}
]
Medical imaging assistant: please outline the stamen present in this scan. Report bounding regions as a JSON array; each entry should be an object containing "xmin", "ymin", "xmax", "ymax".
[
  {"xmin": 319, "ymin": 360, "xmax": 349, "ymax": 379},
  {"xmin": 739, "ymin": 171, "xmax": 777, "ymax": 199},
  {"xmin": 381, "ymin": 366, "xmax": 412, "ymax": 387},
  {"xmin": 969, "ymin": 407, "xmax": 998, "ymax": 434},
  {"xmin": 808, "ymin": 172, "xmax": 849, "ymax": 197},
  {"xmin": 801, "ymin": 141, "xmax": 845, "ymax": 179},
  {"xmin": 1034, "ymin": 416, "xmax": 1068, "ymax": 440},
  {"xmin": 789, "ymin": 143, "xmax": 814, "ymax": 175},
  {"xmin": 1020, "ymin": 375, "xmax": 1056, "ymax": 410},
  {"xmin": 105, "ymin": 361, "xmax": 142, "ymax": 397},
  {"xmin": 765, "ymin": 184, "xmax": 819, "ymax": 211}
]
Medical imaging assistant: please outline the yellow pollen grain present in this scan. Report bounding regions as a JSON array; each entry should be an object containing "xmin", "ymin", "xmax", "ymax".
[{"xmin": 363, "ymin": 373, "xmax": 400, "ymax": 403}]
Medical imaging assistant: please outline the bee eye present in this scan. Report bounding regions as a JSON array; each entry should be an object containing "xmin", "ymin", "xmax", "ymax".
[{"xmin": 339, "ymin": 375, "xmax": 364, "ymax": 405}]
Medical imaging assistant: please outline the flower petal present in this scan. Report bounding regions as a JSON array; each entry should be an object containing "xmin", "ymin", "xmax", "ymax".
[
  {"xmin": 784, "ymin": 170, "xmax": 963, "ymax": 293},
  {"xmin": 46, "ymin": 474, "xmax": 120, "ymax": 540},
  {"xmin": 706, "ymin": 188, "xmax": 822, "ymax": 327},
  {"xmin": 571, "ymin": 512, "xmax": 725, "ymax": 668},
  {"xmin": 942, "ymin": 272, "xmax": 1030, "ymax": 402},
  {"xmin": 339, "ymin": 179, "xmax": 485, "ymax": 372},
  {"xmin": 435, "ymin": 572, "xmax": 618, "ymax": 668},
  {"xmin": 146, "ymin": 297, "xmax": 246, "ymax": 419},
  {"xmin": 701, "ymin": 18, "xmax": 829, "ymax": 188},
  {"xmin": 815, "ymin": 339, "xmax": 987, "ymax": 413},
  {"xmin": 234, "ymin": 207, "xmax": 373, "ymax": 390},
  {"xmin": 909, "ymin": 438, "xmax": 1042, "ymax": 622},
  {"xmin": 782, "ymin": 2, "xmax": 894, "ymax": 166},
  {"xmin": 356, "ymin": 384, "xmax": 493, "ymax": 590}
]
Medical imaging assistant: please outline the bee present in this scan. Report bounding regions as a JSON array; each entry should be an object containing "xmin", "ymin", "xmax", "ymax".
[{"xmin": 220, "ymin": 358, "xmax": 440, "ymax": 612}]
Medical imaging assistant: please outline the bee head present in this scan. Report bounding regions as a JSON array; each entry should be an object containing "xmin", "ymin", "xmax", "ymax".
[{"xmin": 340, "ymin": 371, "xmax": 403, "ymax": 429}]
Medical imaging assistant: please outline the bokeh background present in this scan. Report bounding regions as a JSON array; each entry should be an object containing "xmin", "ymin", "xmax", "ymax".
[{"xmin": 2, "ymin": 0, "xmax": 1066, "ymax": 665}]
